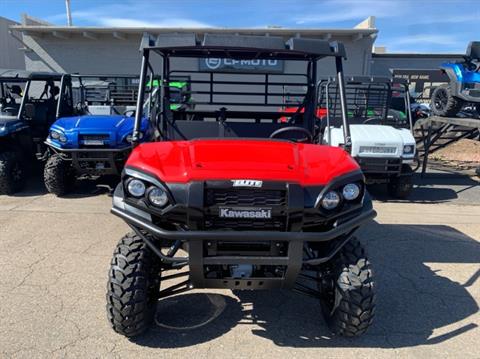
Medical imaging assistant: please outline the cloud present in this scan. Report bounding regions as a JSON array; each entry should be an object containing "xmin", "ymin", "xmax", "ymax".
[
  {"xmin": 294, "ymin": 0, "xmax": 406, "ymax": 24},
  {"xmin": 414, "ymin": 13, "xmax": 480, "ymax": 25},
  {"xmin": 45, "ymin": 2, "xmax": 212, "ymax": 28},
  {"xmin": 393, "ymin": 34, "xmax": 459, "ymax": 46}
]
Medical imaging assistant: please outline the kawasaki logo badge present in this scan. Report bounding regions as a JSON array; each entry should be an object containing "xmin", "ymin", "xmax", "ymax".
[
  {"xmin": 232, "ymin": 179, "xmax": 263, "ymax": 188},
  {"xmin": 219, "ymin": 207, "xmax": 272, "ymax": 219}
]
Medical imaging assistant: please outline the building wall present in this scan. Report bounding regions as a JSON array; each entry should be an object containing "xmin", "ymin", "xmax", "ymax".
[
  {"xmin": 0, "ymin": 17, "xmax": 25, "ymax": 69},
  {"xmin": 371, "ymin": 54, "xmax": 464, "ymax": 77},
  {"xmin": 21, "ymin": 32, "xmax": 375, "ymax": 79}
]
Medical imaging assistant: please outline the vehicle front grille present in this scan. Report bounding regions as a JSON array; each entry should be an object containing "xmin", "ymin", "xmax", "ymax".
[
  {"xmin": 204, "ymin": 217, "xmax": 285, "ymax": 231},
  {"xmin": 204, "ymin": 187, "xmax": 288, "ymax": 231},
  {"xmin": 356, "ymin": 157, "xmax": 402, "ymax": 174},
  {"xmin": 205, "ymin": 189, "xmax": 287, "ymax": 207},
  {"xmin": 79, "ymin": 134, "xmax": 110, "ymax": 141}
]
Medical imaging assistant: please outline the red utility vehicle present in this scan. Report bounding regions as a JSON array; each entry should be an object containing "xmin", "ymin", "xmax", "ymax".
[{"xmin": 107, "ymin": 33, "xmax": 377, "ymax": 338}]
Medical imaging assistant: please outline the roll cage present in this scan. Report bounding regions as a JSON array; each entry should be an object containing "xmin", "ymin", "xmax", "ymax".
[
  {"xmin": 317, "ymin": 76, "xmax": 413, "ymax": 140},
  {"xmin": 0, "ymin": 69, "xmax": 66, "ymax": 120},
  {"xmin": 132, "ymin": 33, "xmax": 351, "ymax": 148}
]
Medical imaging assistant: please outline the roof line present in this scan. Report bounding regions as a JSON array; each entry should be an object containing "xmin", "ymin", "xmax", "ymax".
[{"xmin": 10, "ymin": 25, "xmax": 378, "ymax": 35}]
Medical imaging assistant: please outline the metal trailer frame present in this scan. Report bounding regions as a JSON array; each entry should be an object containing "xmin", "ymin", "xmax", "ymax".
[{"xmin": 415, "ymin": 115, "xmax": 480, "ymax": 176}]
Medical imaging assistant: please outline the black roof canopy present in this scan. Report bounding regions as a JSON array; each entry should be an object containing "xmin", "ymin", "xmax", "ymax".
[
  {"xmin": 0, "ymin": 69, "xmax": 65, "ymax": 81},
  {"xmin": 140, "ymin": 33, "xmax": 346, "ymax": 60}
]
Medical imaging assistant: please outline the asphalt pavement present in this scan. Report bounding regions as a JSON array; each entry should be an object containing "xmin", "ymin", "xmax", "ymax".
[{"xmin": 0, "ymin": 169, "xmax": 479, "ymax": 358}]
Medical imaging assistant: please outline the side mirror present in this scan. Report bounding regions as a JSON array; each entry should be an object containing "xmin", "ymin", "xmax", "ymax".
[{"xmin": 24, "ymin": 103, "xmax": 35, "ymax": 119}]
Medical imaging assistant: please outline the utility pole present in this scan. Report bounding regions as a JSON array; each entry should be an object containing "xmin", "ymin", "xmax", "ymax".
[{"xmin": 65, "ymin": 0, "xmax": 73, "ymax": 26}]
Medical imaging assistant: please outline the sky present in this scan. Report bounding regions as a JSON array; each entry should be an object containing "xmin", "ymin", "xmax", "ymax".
[{"xmin": 0, "ymin": 0, "xmax": 479, "ymax": 53}]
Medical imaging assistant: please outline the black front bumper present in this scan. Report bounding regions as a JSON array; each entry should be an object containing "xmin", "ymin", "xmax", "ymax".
[
  {"xmin": 111, "ymin": 194, "xmax": 376, "ymax": 290},
  {"xmin": 111, "ymin": 203, "xmax": 375, "ymax": 243},
  {"xmin": 46, "ymin": 142, "xmax": 131, "ymax": 175}
]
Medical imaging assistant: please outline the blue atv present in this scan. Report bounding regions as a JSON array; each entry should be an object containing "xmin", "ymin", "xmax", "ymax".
[
  {"xmin": 431, "ymin": 41, "xmax": 480, "ymax": 117},
  {"xmin": 43, "ymin": 76, "xmax": 191, "ymax": 196},
  {"xmin": 0, "ymin": 69, "xmax": 69, "ymax": 194}
]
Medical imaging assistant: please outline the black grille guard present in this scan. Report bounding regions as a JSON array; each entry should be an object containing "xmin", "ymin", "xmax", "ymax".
[{"xmin": 111, "ymin": 202, "xmax": 376, "ymax": 242}]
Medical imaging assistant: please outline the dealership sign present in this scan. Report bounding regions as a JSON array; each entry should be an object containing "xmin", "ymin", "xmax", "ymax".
[{"xmin": 199, "ymin": 58, "xmax": 284, "ymax": 73}]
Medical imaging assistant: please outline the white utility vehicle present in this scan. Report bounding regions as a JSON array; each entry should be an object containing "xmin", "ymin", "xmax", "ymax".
[{"xmin": 319, "ymin": 77, "xmax": 416, "ymax": 198}]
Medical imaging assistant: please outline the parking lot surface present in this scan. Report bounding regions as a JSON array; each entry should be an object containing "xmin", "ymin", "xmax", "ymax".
[{"xmin": 0, "ymin": 172, "xmax": 479, "ymax": 358}]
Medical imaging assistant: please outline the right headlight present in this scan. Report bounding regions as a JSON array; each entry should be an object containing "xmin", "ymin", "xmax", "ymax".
[
  {"xmin": 125, "ymin": 132, "xmax": 144, "ymax": 143},
  {"xmin": 124, "ymin": 176, "xmax": 170, "ymax": 207},
  {"xmin": 127, "ymin": 179, "xmax": 146, "ymax": 197}
]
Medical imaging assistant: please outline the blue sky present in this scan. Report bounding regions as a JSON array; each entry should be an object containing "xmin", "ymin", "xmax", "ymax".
[{"xmin": 1, "ymin": 0, "xmax": 479, "ymax": 53}]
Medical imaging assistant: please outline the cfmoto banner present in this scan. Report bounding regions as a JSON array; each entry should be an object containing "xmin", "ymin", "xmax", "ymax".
[{"xmin": 199, "ymin": 58, "xmax": 284, "ymax": 73}]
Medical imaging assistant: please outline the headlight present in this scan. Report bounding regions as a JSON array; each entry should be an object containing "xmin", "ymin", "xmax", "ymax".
[
  {"xmin": 403, "ymin": 145, "xmax": 414, "ymax": 154},
  {"xmin": 148, "ymin": 187, "xmax": 168, "ymax": 207},
  {"xmin": 342, "ymin": 183, "xmax": 360, "ymax": 201},
  {"xmin": 320, "ymin": 191, "xmax": 341, "ymax": 210},
  {"xmin": 127, "ymin": 179, "xmax": 146, "ymax": 197},
  {"xmin": 126, "ymin": 132, "xmax": 143, "ymax": 143},
  {"xmin": 50, "ymin": 130, "xmax": 67, "ymax": 143}
]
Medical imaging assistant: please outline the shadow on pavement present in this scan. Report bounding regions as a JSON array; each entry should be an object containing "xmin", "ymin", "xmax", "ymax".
[
  {"xmin": 369, "ymin": 172, "xmax": 479, "ymax": 203},
  {"xmin": 132, "ymin": 222, "xmax": 479, "ymax": 349},
  {"xmin": 11, "ymin": 169, "xmax": 120, "ymax": 198}
]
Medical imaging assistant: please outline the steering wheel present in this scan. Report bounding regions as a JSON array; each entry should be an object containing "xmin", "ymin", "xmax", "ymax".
[
  {"xmin": 269, "ymin": 126, "xmax": 313, "ymax": 143},
  {"xmin": 123, "ymin": 109, "xmax": 136, "ymax": 117}
]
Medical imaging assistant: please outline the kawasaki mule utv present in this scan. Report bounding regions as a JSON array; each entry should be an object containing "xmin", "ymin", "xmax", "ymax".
[
  {"xmin": 431, "ymin": 41, "xmax": 480, "ymax": 117},
  {"xmin": 0, "ymin": 69, "xmax": 69, "ymax": 194},
  {"xmin": 43, "ymin": 75, "xmax": 152, "ymax": 196},
  {"xmin": 107, "ymin": 33, "xmax": 377, "ymax": 338},
  {"xmin": 319, "ymin": 77, "xmax": 416, "ymax": 198}
]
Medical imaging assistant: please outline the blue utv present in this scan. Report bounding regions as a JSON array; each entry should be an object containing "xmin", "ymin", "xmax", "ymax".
[
  {"xmin": 0, "ymin": 69, "xmax": 69, "ymax": 194},
  {"xmin": 43, "ymin": 75, "xmax": 191, "ymax": 196},
  {"xmin": 43, "ymin": 75, "xmax": 153, "ymax": 196},
  {"xmin": 431, "ymin": 41, "xmax": 480, "ymax": 117}
]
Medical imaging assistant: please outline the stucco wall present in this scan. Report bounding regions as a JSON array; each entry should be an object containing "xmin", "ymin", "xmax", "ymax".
[
  {"xmin": 0, "ymin": 17, "xmax": 25, "ymax": 69},
  {"xmin": 21, "ymin": 32, "xmax": 375, "ymax": 79}
]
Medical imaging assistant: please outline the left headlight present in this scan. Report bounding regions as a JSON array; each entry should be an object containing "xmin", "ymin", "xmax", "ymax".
[
  {"xmin": 342, "ymin": 183, "xmax": 361, "ymax": 201},
  {"xmin": 318, "ymin": 182, "xmax": 363, "ymax": 210}
]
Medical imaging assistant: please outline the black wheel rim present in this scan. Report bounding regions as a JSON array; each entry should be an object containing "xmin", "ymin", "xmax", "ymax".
[{"xmin": 434, "ymin": 88, "xmax": 448, "ymax": 111}]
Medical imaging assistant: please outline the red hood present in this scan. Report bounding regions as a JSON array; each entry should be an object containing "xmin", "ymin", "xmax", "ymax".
[{"xmin": 126, "ymin": 139, "xmax": 359, "ymax": 186}]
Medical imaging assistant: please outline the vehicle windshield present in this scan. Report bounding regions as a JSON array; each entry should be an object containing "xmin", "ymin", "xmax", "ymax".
[
  {"xmin": 0, "ymin": 79, "xmax": 27, "ymax": 117},
  {"xmin": 318, "ymin": 79, "xmax": 412, "ymax": 130}
]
